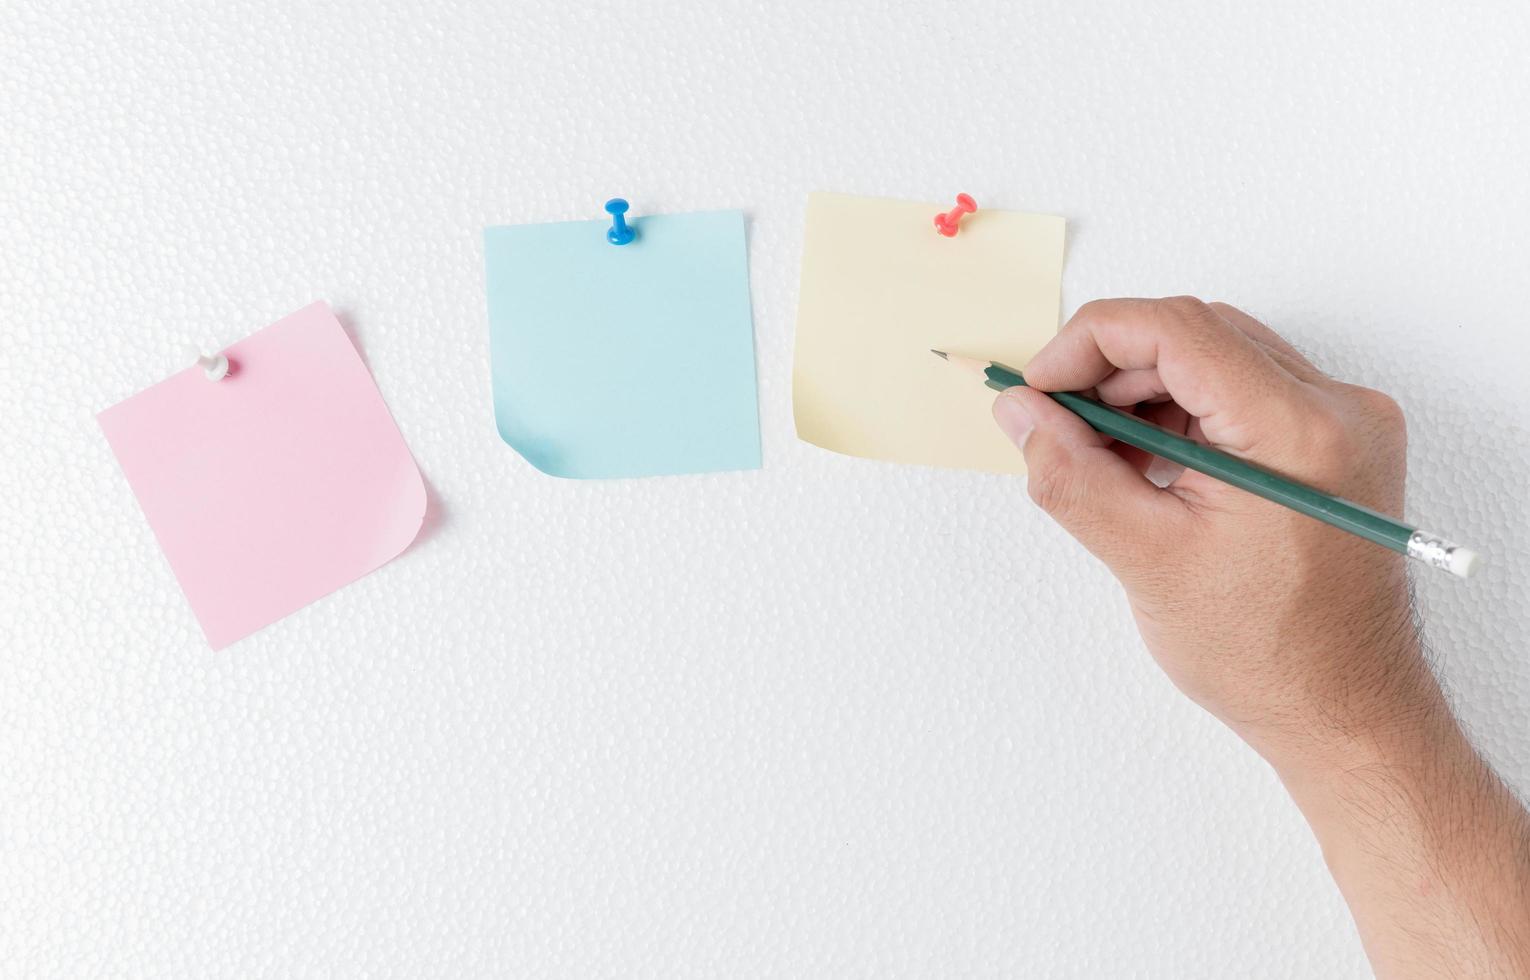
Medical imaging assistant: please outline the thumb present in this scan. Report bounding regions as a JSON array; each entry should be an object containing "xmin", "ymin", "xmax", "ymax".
[{"xmin": 993, "ymin": 386, "xmax": 1181, "ymax": 569}]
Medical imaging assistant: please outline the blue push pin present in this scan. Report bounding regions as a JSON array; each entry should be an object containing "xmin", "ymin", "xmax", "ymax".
[{"xmin": 604, "ymin": 198, "xmax": 635, "ymax": 246}]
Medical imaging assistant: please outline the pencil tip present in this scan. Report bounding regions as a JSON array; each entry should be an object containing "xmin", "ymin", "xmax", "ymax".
[{"xmin": 929, "ymin": 349, "xmax": 949, "ymax": 360}]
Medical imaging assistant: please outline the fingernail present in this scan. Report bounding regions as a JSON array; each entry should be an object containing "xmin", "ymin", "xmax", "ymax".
[{"xmin": 992, "ymin": 391, "xmax": 1034, "ymax": 449}]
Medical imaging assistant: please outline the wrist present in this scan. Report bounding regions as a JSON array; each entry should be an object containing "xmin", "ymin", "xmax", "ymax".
[
  {"xmin": 1265, "ymin": 691, "xmax": 1465, "ymax": 821},
  {"xmin": 1238, "ymin": 605, "xmax": 1440, "ymax": 783},
  {"xmin": 1260, "ymin": 672, "xmax": 1512, "ymax": 886},
  {"xmin": 1268, "ymin": 677, "xmax": 1530, "ymax": 978}
]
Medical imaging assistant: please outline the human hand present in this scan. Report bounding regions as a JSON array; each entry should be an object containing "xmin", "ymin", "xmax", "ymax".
[
  {"xmin": 991, "ymin": 297, "xmax": 1436, "ymax": 765},
  {"xmin": 995, "ymin": 297, "xmax": 1530, "ymax": 977}
]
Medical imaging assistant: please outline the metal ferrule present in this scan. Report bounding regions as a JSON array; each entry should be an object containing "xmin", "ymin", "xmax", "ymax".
[{"xmin": 1406, "ymin": 529, "xmax": 1462, "ymax": 571}]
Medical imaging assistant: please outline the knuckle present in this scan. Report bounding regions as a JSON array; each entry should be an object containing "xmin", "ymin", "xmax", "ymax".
[
  {"xmin": 1159, "ymin": 297, "xmax": 1232, "ymax": 351},
  {"xmin": 1342, "ymin": 385, "xmax": 1409, "ymax": 460},
  {"xmin": 1025, "ymin": 455, "xmax": 1077, "ymax": 516},
  {"xmin": 1025, "ymin": 465, "xmax": 1063, "ymax": 512},
  {"xmin": 1073, "ymin": 298, "xmax": 1115, "ymax": 322},
  {"xmin": 1025, "ymin": 447, "xmax": 1105, "ymax": 531},
  {"xmin": 1354, "ymin": 386, "xmax": 1407, "ymax": 432},
  {"xmin": 1160, "ymin": 295, "xmax": 1213, "ymax": 322}
]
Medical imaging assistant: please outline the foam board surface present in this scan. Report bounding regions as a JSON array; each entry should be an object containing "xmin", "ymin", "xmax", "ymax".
[{"xmin": 4, "ymin": 2, "xmax": 1528, "ymax": 976}]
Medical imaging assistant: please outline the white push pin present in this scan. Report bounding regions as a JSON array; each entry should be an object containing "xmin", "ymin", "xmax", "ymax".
[{"xmin": 196, "ymin": 353, "xmax": 229, "ymax": 381}]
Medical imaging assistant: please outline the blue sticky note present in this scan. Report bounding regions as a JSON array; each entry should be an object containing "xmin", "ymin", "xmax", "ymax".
[{"xmin": 485, "ymin": 209, "xmax": 762, "ymax": 479}]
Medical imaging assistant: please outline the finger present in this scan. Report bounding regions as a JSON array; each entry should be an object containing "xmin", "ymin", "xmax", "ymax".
[
  {"xmin": 1109, "ymin": 440, "xmax": 1157, "ymax": 476},
  {"xmin": 1022, "ymin": 297, "xmax": 1326, "ymax": 460},
  {"xmin": 1094, "ymin": 367, "xmax": 1167, "ymax": 406},
  {"xmin": 1136, "ymin": 402, "xmax": 1193, "ymax": 487},
  {"xmin": 1086, "ymin": 311, "xmax": 1319, "ymax": 407},
  {"xmin": 1136, "ymin": 399, "xmax": 1193, "ymax": 437},
  {"xmin": 993, "ymin": 386, "xmax": 1187, "ymax": 569},
  {"xmin": 1102, "ymin": 401, "xmax": 1188, "ymax": 475}
]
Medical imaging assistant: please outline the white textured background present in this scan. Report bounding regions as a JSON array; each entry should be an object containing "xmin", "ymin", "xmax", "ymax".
[{"xmin": 3, "ymin": 2, "xmax": 1528, "ymax": 976}]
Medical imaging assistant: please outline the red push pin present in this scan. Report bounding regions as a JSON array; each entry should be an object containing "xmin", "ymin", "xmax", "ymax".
[{"xmin": 933, "ymin": 193, "xmax": 977, "ymax": 237}]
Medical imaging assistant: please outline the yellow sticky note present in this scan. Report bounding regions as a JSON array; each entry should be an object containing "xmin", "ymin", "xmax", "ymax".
[{"xmin": 793, "ymin": 192, "xmax": 1066, "ymax": 473}]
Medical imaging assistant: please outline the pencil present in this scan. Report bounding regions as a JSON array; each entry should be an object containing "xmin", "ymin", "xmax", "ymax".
[{"xmin": 932, "ymin": 350, "xmax": 1479, "ymax": 579}]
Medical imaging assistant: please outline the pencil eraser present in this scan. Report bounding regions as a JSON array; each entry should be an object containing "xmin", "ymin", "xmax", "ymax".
[{"xmin": 1448, "ymin": 547, "xmax": 1480, "ymax": 579}]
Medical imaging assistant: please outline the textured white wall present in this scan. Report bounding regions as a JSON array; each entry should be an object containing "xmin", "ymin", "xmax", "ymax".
[{"xmin": 4, "ymin": 1, "xmax": 1528, "ymax": 976}]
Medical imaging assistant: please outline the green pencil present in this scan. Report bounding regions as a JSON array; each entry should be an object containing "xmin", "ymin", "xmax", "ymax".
[{"xmin": 932, "ymin": 351, "xmax": 1479, "ymax": 580}]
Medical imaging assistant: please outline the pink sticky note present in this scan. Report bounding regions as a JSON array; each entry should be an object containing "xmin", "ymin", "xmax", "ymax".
[{"xmin": 98, "ymin": 302, "xmax": 426, "ymax": 650}]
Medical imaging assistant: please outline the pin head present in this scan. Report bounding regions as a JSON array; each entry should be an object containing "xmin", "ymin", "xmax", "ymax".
[
  {"xmin": 605, "ymin": 198, "xmax": 635, "ymax": 245},
  {"xmin": 197, "ymin": 353, "xmax": 230, "ymax": 382},
  {"xmin": 934, "ymin": 193, "xmax": 978, "ymax": 237}
]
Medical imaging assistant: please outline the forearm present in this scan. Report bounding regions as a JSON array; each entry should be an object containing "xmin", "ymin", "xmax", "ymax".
[{"xmin": 1268, "ymin": 680, "xmax": 1530, "ymax": 978}]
